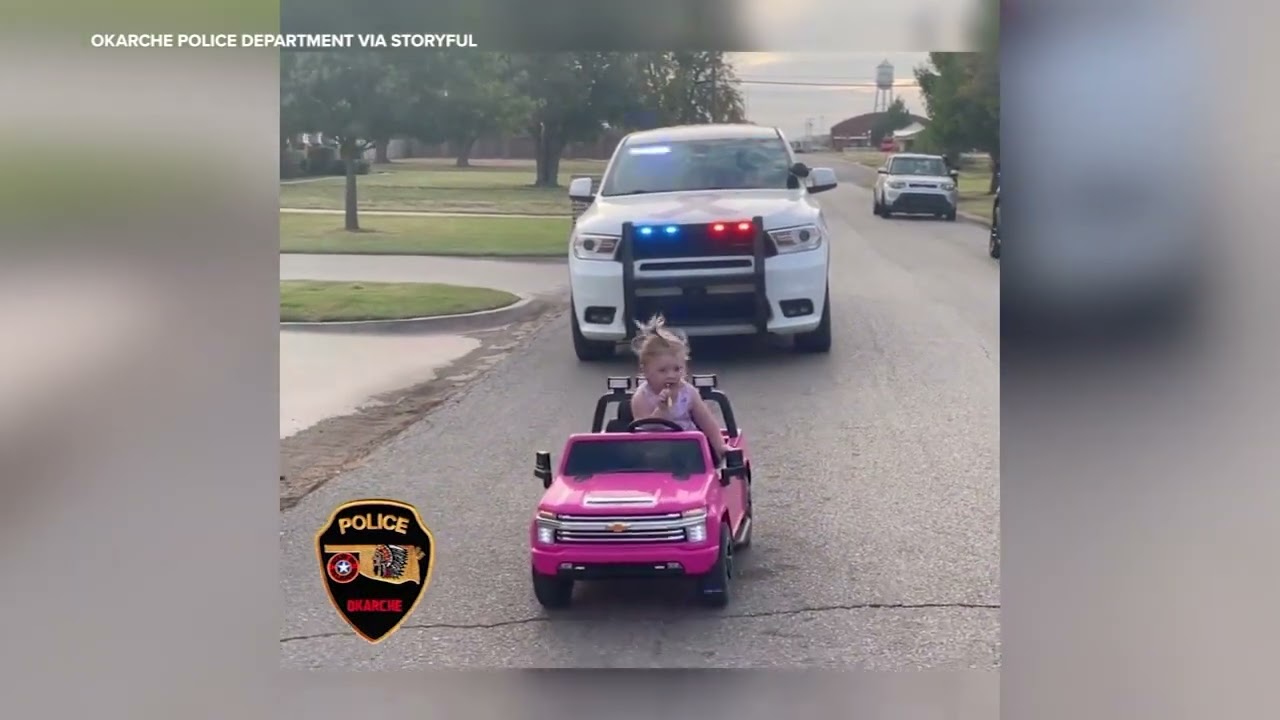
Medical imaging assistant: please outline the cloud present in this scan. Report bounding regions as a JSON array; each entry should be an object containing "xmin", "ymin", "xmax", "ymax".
[{"xmin": 730, "ymin": 52, "xmax": 791, "ymax": 69}]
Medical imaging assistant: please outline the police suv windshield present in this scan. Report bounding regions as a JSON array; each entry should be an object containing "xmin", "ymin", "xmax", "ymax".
[
  {"xmin": 600, "ymin": 137, "xmax": 793, "ymax": 196},
  {"xmin": 562, "ymin": 438, "xmax": 708, "ymax": 479},
  {"xmin": 888, "ymin": 156, "xmax": 949, "ymax": 177}
]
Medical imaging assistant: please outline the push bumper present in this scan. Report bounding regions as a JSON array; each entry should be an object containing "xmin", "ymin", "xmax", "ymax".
[
  {"xmin": 531, "ymin": 543, "xmax": 721, "ymax": 578},
  {"xmin": 568, "ymin": 217, "xmax": 827, "ymax": 340}
]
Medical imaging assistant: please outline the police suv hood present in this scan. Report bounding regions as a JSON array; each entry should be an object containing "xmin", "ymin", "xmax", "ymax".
[{"xmin": 574, "ymin": 189, "xmax": 820, "ymax": 235}]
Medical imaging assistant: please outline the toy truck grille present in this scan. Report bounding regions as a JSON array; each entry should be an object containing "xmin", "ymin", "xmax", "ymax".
[{"xmin": 553, "ymin": 512, "xmax": 688, "ymax": 544}]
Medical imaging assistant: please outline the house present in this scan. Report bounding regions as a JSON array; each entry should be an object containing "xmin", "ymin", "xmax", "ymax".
[{"xmin": 828, "ymin": 112, "xmax": 929, "ymax": 151}]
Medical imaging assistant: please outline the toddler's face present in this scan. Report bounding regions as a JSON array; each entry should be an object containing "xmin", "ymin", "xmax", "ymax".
[{"xmin": 642, "ymin": 351, "xmax": 685, "ymax": 390}]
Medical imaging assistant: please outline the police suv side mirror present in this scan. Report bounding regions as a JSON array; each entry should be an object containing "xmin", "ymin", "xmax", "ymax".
[
  {"xmin": 535, "ymin": 451, "xmax": 553, "ymax": 488},
  {"xmin": 807, "ymin": 167, "xmax": 838, "ymax": 194},
  {"xmin": 568, "ymin": 177, "xmax": 594, "ymax": 203},
  {"xmin": 948, "ymin": 169, "xmax": 960, "ymax": 180}
]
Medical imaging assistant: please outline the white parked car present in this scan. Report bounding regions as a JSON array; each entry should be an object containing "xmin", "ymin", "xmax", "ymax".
[
  {"xmin": 873, "ymin": 153, "xmax": 959, "ymax": 221},
  {"xmin": 566, "ymin": 124, "xmax": 838, "ymax": 361}
]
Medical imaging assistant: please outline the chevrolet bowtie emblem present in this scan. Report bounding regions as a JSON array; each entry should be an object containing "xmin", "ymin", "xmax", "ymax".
[{"xmin": 608, "ymin": 522, "xmax": 629, "ymax": 533}]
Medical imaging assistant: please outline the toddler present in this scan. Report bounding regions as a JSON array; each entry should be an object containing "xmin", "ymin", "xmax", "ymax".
[{"xmin": 628, "ymin": 314, "xmax": 730, "ymax": 461}]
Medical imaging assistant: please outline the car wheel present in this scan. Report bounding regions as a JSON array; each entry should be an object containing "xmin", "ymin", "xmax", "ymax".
[
  {"xmin": 989, "ymin": 234, "xmax": 1001, "ymax": 259},
  {"xmin": 571, "ymin": 303, "xmax": 615, "ymax": 361},
  {"xmin": 696, "ymin": 521, "xmax": 733, "ymax": 607},
  {"xmin": 793, "ymin": 287, "xmax": 832, "ymax": 354},
  {"xmin": 532, "ymin": 568, "xmax": 574, "ymax": 609},
  {"xmin": 945, "ymin": 209, "xmax": 958, "ymax": 221}
]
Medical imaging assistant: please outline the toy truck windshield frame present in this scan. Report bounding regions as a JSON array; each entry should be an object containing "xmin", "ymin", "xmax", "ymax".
[
  {"xmin": 561, "ymin": 436, "xmax": 709, "ymax": 479},
  {"xmin": 590, "ymin": 374, "xmax": 740, "ymax": 437}
]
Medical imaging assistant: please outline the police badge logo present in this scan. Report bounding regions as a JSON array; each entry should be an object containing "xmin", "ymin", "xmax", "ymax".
[{"xmin": 315, "ymin": 499, "xmax": 436, "ymax": 643}]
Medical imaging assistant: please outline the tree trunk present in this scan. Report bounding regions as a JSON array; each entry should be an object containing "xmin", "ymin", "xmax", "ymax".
[
  {"xmin": 374, "ymin": 139, "xmax": 391, "ymax": 164},
  {"xmin": 454, "ymin": 136, "xmax": 477, "ymax": 167},
  {"xmin": 342, "ymin": 141, "xmax": 359, "ymax": 231},
  {"xmin": 534, "ymin": 129, "xmax": 563, "ymax": 187}
]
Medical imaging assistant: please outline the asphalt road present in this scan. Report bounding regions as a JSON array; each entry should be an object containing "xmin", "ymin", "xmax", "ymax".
[{"xmin": 278, "ymin": 172, "xmax": 1000, "ymax": 669}]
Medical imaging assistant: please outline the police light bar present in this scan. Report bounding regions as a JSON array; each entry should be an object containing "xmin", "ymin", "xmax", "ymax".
[
  {"xmin": 691, "ymin": 374, "xmax": 718, "ymax": 389},
  {"xmin": 607, "ymin": 376, "xmax": 633, "ymax": 391}
]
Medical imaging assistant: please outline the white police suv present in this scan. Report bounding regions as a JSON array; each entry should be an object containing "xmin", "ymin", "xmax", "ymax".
[{"xmin": 566, "ymin": 124, "xmax": 838, "ymax": 361}]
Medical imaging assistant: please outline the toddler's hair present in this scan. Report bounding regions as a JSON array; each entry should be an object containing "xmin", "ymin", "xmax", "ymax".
[{"xmin": 630, "ymin": 314, "xmax": 689, "ymax": 363}]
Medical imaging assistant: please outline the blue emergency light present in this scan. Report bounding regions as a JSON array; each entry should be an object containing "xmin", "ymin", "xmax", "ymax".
[{"xmin": 636, "ymin": 225, "xmax": 681, "ymax": 238}]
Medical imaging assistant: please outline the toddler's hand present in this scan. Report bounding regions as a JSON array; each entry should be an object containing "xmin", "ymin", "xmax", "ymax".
[{"xmin": 655, "ymin": 387, "xmax": 672, "ymax": 410}]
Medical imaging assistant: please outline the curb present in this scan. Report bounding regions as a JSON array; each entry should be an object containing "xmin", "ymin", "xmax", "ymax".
[{"xmin": 280, "ymin": 295, "xmax": 551, "ymax": 335}]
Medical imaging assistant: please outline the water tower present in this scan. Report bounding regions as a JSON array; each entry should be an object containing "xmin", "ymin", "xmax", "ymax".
[{"xmin": 874, "ymin": 59, "xmax": 895, "ymax": 113}]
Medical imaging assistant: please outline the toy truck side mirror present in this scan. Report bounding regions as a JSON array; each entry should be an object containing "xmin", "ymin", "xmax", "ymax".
[
  {"xmin": 535, "ymin": 451, "xmax": 553, "ymax": 488},
  {"xmin": 719, "ymin": 448, "xmax": 745, "ymax": 486}
]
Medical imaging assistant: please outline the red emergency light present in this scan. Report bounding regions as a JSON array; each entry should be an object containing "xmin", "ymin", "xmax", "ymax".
[{"xmin": 709, "ymin": 220, "xmax": 754, "ymax": 234}]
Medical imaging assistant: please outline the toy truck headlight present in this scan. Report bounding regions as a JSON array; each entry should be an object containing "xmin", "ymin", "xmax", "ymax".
[
  {"xmin": 683, "ymin": 506, "xmax": 708, "ymax": 543},
  {"xmin": 536, "ymin": 510, "xmax": 557, "ymax": 544}
]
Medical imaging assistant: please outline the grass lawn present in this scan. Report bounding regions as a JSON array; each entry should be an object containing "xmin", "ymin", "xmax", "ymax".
[
  {"xmin": 280, "ymin": 213, "xmax": 570, "ymax": 256},
  {"xmin": 279, "ymin": 158, "xmax": 607, "ymax": 215},
  {"xmin": 280, "ymin": 280, "xmax": 518, "ymax": 322}
]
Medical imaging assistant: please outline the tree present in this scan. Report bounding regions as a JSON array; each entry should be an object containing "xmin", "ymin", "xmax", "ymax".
[
  {"xmin": 512, "ymin": 52, "xmax": 642, "ymax": 187},
  {"xmin": 431, "ymin": 54, "xmax": 535, "ymax": 167},
  {"xmin": 637, "ymin": 52, "xmax": 747, "ymax": 126},
  {"xmin": 914, "ymin": 52, "xmax": 1000, "ymax": 193},
  {"xmin": 869, "ymin": 97, "xmax": 914, "ymax": 146},
  {"xmin": 280, "ymin": 51, "xmax": 407, "ymax": 230}
]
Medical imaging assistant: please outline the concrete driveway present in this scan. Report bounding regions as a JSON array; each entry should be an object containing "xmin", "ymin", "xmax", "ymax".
[
  {"xmin": 279, "ymin": 175, "xmax": 999, "ymax": 668},
  {"xmin": 279, "ymin": 256, "xmax": 569, "ymax": 439}
]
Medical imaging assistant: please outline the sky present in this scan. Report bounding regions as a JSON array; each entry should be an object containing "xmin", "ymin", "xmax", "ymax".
[{"xmin": 727, "ymin": 52, "xmax": 932, "ymax": 139}]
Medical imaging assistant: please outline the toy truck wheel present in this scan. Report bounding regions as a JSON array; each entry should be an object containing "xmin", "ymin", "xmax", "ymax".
[
  {"xmin": 793, "ymin": 287, "xmax": 832, "ymax": 354},
  {"xmin": 532, "ymin": 568, "xmax": 574, "ymax": 609},
  {"xmin": 695, "ymin": 521, "xmax": 733, "ymax": 607}
]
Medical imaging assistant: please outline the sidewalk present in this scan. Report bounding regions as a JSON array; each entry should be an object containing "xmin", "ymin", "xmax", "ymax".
[{"xmin": 280, "ymin": 207, "xmax": 565, "ymax": 219}]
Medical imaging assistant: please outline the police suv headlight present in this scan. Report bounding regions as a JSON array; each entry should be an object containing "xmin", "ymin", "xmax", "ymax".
[
  {"xmin": 572, "ymin": 233, "xmax": 619, "ymax": 261},
  {"xmin": 768, "ymin": 225, "xmax": 824, "ymax": 254},
  {"xmin": 940, "ymin": 182, "xmax": 956, "ymax": 191},
  {"xmin": 536, "ymin": 510, "xmax": 557, "ymax": 544},
  {"xmin": 683, "ymin": 506, "xmax": 709, "ymax": 543},
  {"xmin": 888, "ymin": 180, "xmax": 906, "ymax": 189}
]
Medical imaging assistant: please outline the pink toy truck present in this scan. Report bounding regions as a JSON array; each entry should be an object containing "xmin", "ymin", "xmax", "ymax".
[{"xmin": 529, "ymin": 374, "xmax": 753, "ymax": 608}]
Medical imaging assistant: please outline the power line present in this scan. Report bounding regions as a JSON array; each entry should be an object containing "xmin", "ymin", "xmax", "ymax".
[{"xmin": 736, "ymin": 78, "xmax": 920, "ymax": 88}]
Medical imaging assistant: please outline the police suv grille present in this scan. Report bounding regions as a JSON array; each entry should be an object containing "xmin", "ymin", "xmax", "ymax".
[{"xmin": 553, "ymin": 512, "xmax": 687, "ymax": 544}]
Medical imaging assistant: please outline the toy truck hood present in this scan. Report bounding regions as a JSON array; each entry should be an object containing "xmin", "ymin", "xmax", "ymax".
[
  {"xmin": 574, "ymin": 188, "xmax": 819, "ymax": 236},
  {"xmin": 542, "ymin": 473, "xmax": 714, "ymax": 513}
]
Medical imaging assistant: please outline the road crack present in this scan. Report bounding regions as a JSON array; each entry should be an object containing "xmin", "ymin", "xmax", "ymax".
[{"xmin": 279, "ymin": 602, "xmax": 1000, "ymax": 644}]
